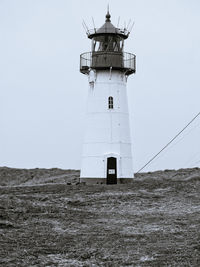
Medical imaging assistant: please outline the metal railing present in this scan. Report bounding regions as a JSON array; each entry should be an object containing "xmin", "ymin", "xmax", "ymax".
[
  {"xmin": 123, "ymin": 52, "xmax": 135, "ymax": 70},
  {"xmin": 80, "ymin": 51, "xmax": 136, "ymax": 75},
  {"xmin": 80, "ymin": 52, "xmax": 91, "ymax": 73},
  {"xmin": 87, "ymin": 28, "xmax": 130, "ymax": 37}
]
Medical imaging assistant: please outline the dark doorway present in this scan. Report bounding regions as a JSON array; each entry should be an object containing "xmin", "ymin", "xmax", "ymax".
[{"xmin": 107, "ymin": 157, "xmax": 117, "ymax": 184}]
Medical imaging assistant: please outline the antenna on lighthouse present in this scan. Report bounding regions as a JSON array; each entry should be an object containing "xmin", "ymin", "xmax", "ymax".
[
  {"xmin": 127, "ymin": 19, "xmax": 131, "ymax": 31},
  {"xmin": 129, "ymin": 21, "xmax": 135, "ymax": 33},
  {"xmin": 82, "ymin": 21, "xmax": 87, "ymax": 35},
  {"xmin": 117, "ymin": 16, "xmax": 120, "ymax": 28},
  {"xmin": 107, "ymin": 4, "xmax": 109, "ymax": 13},
  {"xmin": 82, "ymin": 20, "xmax": 90, "ymax": 35},
  {"xmin": 92, "ymin": 17, "xmax": 96, "ymax": 32}
]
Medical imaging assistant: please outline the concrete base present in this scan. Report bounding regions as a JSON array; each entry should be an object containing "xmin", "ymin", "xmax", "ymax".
[{"xmin": 80, "ymin": 178, "xmax": 134, "ymax": 185}]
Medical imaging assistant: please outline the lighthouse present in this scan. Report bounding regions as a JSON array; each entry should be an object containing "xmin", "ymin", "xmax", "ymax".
[{"xmin": 80, "ymin": 11, "xmax": 136, "ymax": 184}]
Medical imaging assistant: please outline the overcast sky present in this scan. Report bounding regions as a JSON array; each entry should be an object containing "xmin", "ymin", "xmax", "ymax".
[{"xmin": 0, "ymin": 0, "xmax": 200, "ymax": 172}]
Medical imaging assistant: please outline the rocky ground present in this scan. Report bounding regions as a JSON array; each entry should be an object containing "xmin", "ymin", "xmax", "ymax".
[{"xmin": 0, "ymin": 167, "xmax": 199, "ymax": 266}]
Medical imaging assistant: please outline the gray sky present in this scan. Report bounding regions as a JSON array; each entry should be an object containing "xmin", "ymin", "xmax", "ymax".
[{"xmin": 0, "ymin": 0, "xmax": 200, "ymax": 172}]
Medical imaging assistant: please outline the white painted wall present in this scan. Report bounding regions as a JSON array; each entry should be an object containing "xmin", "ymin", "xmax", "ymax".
[{"xmin": 80, "ymin": 70, "xmax": 133, "ymax": 179}]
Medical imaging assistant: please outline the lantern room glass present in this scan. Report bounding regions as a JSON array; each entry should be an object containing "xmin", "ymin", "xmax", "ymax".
[{"xmin": 92, "ymin": 36, "xmax": 124, "ymax": 53}]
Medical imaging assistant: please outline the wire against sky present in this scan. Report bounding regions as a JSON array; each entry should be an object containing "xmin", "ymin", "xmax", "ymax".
[{"xmin": 136, "ymin": 111, "xmax": 200, "ymax": 173}]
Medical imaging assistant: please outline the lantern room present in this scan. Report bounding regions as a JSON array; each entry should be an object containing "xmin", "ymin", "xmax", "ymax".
[
  {"xmin": 80, "ymin": 11, "xmax": 136, "ymax": 75},
  {"xmin": 89, "ymin": 12, "xmax": 125, "ymax": 53}
]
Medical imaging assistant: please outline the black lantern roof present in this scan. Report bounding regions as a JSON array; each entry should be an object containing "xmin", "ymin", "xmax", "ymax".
[{"xmin": 87, "ymin": 11, "xmax": 129, "ymax": 39}]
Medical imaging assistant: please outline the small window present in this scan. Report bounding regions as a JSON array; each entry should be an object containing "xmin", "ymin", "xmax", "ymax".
[{"xmin": 108, "ymin": 96, "xmax": 113, "ymax": 109}]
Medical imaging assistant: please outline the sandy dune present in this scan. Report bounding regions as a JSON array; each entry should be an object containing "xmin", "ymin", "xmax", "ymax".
[{"xmin": 0, "ymin": 166, "xmax": 200, "ymax": 186}]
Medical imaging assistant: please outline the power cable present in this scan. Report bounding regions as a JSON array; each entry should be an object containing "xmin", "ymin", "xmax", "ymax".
[
  {"xmin": 151, "ymin": 120, "xmax": 200, "ymax": 165},
  {"xmin": 136, "ymin": 111, "xmax": 200, "ymax": 173}
]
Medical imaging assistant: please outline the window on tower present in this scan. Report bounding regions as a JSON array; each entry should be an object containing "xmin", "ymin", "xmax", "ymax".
[
  {"xmin": 108, "ymin": 96, "xmax": 114, "ymax": 109},
  {"xmin": 92, "ymin": 36, "xmax": 124, "ymax": 53}
]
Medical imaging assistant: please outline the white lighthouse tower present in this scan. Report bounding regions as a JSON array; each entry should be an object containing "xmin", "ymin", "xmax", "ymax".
[{"xmin": 80, "ymin": 11, "xmax": 136, "ymax": 184}]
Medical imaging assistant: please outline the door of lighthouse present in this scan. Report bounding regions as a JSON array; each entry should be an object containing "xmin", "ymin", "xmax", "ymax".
[{"xmin": 107, "ymin": 157, "xmax": 117, "ymax": 184}]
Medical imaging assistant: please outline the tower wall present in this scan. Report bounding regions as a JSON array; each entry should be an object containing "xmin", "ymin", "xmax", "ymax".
[{"xmin": 80, "ymin": 70, "xmax": 133, "ymax": 183}]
